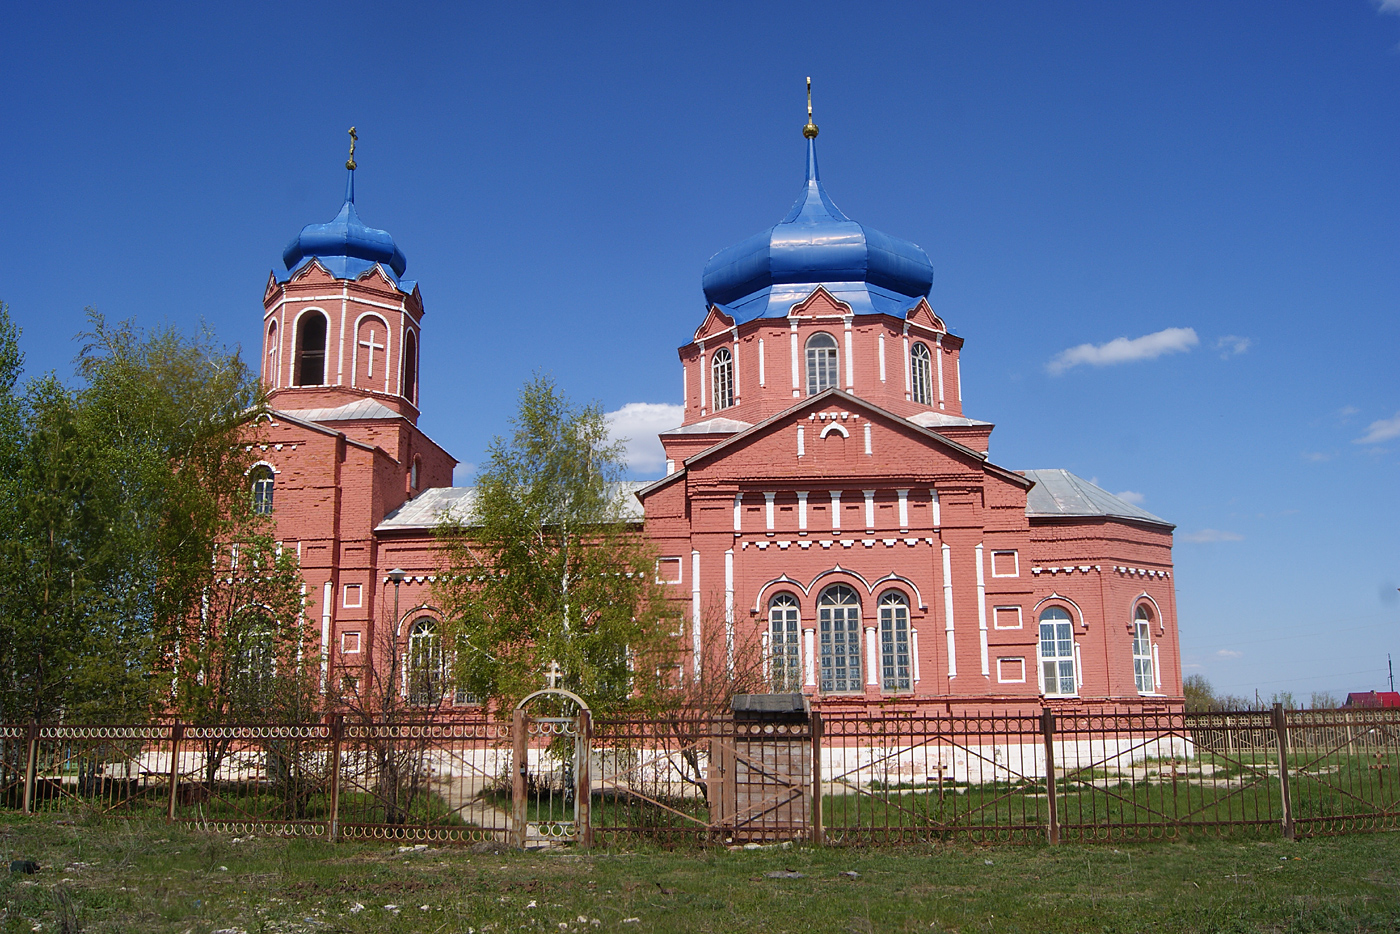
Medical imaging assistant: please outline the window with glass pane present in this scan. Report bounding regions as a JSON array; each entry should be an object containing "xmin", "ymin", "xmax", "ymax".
[
  {"xmin": 911, "ymin": 342, "xmax": 933, "ymax": 405},
  {"xmin": 407, "ymin": 618, "xmax": 444, "ymax": 705},
  {"xmin": 711, "ymin": 347, "xmax": 734, "ymax": 410},
  {"xmin": 251, "ymin": 466, "xmax": 274, "ymax": 515},
  {"xmin": 1133, "ymin": 605, "xmax": 1155, "ymax": 693},
  {"xmin": 878, "ymin": 591, "xmax": 911, "ymax": 691},
  {"xmin": 1039, "ymin": 607, "xmax": 1076, "ymax": 696},
  {"xmin": 806, "ymin": 333, "xmax": 838, "ymax": 395},
  {"xmin": 234, "ymin": 613, "xmax": 275, "ymax": 706},
  {"xmin": 818, "ymin": 584, "xmax": 862, "ymax": 692},
  {"xmin": 768, "ymin": 594, "xmax": 801, "ymax": 691}
]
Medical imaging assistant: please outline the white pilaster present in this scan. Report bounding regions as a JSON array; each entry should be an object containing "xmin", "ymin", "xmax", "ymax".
[
  {"xmin": 942, "ymin": 543, "xmax": 956, "ymax": 678},
  {"xmin": 863, "ymin": 489, "xmax": 876, "ymax": 531},
  {"xmin": 866, "ymin": 626, "xmax": 878, "ymax": 686},
  {"xmin": 764, "ymin": 492, "xmax": 775, "ymax": 531},
  {"xmin": 830, "ymin": 490, "xmax": 842, "ymax": 531},
  {"xmin": 897, "ymin": 488, "xmax": 910, "ymax": 530},
  {"xmin": 975, "ymin": 543, "xmax": 989, "ymax": 678},
  {"xmin": 691, "ymin": 551, "xmax": 701, "ymax": 681},
  {"xmin": 797, "ymin": 491, "xmax": 808, "ymax": 531}
]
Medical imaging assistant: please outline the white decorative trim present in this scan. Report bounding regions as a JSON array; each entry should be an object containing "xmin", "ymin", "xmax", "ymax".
[{"xmin": 942, "ymin": 543, "xmax": 956, "ymax": 679}]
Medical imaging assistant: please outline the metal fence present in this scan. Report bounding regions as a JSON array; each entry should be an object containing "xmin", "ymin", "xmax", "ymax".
[{"xmin": 3, "ymin": 705, "xmax": 1397, "ymax": 846}]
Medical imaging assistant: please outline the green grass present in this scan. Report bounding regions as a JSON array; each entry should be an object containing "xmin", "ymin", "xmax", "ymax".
[{"xmin": 2, "ymin": 812, "xmax": 1398, "ymax": 933}]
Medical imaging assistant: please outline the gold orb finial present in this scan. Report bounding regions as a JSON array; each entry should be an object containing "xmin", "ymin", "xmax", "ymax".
[
  {"xmin": 346, "ymin": 126, "xmax": 358, "ymax": 171},
  {"xmin": 803, "ymin": 77, "xmax": 819, "ymax": 139}
]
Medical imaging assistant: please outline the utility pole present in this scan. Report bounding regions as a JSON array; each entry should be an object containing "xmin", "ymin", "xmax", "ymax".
[{"xmin": 1389, "ymin": 653, "xmax": 1394, "ymax": 693}]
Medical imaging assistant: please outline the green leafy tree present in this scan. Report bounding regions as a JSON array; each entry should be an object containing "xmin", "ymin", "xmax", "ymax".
[{"xmin": 434, "ymin": 375, "xmax": 675, "ymax": 717}]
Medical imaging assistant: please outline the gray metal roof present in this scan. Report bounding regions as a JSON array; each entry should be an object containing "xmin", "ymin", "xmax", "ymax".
[
  {"xmin": 660, "ymin": 417, "xmax": 753, "ymax": 435},
  {"xmin": 907, "ymin": 411, "xmax": 992, "ymax": 428},
  {"xmin": 375, "ymin": 481, "xmax": 648, "ymax": 533},
  {"xmin": 1021, "ymin": 469, "xmax": 1172, "ymax": 528},
  {"xmin": 280, "ymin": 399, "xmax": 403, "ymax": 423}
]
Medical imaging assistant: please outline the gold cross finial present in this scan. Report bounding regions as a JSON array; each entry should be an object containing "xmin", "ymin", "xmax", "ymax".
[
  {"xmin": 803, "ymin": 77, "xmax": 819, "ymax": 139},
  {"xmin": 346, "ymin": 127, "xmax": 358, "ymax": 171}
]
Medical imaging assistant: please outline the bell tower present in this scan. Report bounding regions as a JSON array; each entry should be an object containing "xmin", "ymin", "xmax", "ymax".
[{"xmin": 262, "ymin": 128, "xmax": 425, "ymax": 422}]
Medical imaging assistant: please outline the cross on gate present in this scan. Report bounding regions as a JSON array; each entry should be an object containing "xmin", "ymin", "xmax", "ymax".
[
  {"xmin": 544, "ymin": 660, "xmax": 563, "ymax": 689},
  {"xmin": 359, "ymin": 329, "xmax": 384, "ymax": 378}
]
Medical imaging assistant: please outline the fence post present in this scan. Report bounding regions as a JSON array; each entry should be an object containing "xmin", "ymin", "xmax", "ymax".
[
  {"xmin": 327, "ymin": 714, "xmax": 343, "ymax": 842},
  {"xmin": 576, "ymin": 709, "xmax": 592, "ymax": 850},
  {"xmin": 1041, "ymin": 707, "xmax": 1059, "ymax": 845},
  {"xmin": 166, "ymin": 721, "xmax": 183, "ymax": 823},
  {"xmin": 810, "ymin": 711, "xmax": 823, "ymax": 846},
  {"xmin": 512, "ymin": 707, "xmax": 527, "ymax": 850},
  {"xmin": 1271, "ymin": 703, "xmax": 1295, "ymax": 840},
  {"xmin": 21, "ymin": 723, "xmax": 39, "ymax": 814}
]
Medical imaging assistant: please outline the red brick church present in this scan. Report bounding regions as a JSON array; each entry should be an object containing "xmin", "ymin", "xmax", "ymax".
[{"xmin": 248, "ymin": 120, "xmax": 1182, "ymax": 713}]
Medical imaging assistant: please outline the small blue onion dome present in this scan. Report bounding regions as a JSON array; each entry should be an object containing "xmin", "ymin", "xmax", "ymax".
[
  {"xmin": 281, "ymin": 170, "xmax": 408, "ymax": 283},
  {"xmin": 702, "ymin": 136, "xmax": 933, "ymax": 320}
]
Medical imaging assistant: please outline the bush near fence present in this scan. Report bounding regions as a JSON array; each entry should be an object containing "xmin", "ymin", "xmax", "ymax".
[{"xmin": 2, "ymin": 706, "xmax": 1396, "ymax": 846}]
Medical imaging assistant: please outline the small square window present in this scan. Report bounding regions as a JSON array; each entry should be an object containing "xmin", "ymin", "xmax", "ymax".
[
  {"xmin": 993, "ymin": 606, "xmax": 1023, "ymax": 630},
  {"xmin": 997, "ymin": 657, "xmax": 1026, "ymax": 683},
  {"xmin": 656, "ymin": 557, "xmax": 682, "ymax": 584},
  {"xmin": 991, "ymin": 550, "xmax": 1019, "ymax": 577},
  {"xmin": 341, "ymin": 631, "xmax": 361, "ymax": 654},
  {"xmin": 343, "ymin": 584, "xmax": 362, "ymax": 608}
]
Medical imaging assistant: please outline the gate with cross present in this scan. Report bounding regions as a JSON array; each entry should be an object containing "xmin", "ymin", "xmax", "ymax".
[{"xmin": 511, "ymin": 687, "xmax": 592, "ymax": 848}]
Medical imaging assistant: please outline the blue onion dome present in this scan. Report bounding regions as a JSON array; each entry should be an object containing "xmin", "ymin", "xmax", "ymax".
[
  {"xmin": 702, "ymin": 135, "xmax": 934, "ymax": 320},
  {"xmin": 281, "ymin": 169, "xmax": 408, "ymax": 284}
]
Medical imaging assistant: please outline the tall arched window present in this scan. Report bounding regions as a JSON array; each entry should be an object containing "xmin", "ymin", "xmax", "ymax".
[
  {"xmin": 768, "ymin": 593, "xmax": 801, "ymax": 691},
  {"xmin": 1038, "ymin": 607, "xmax": 1076, "ymax": 697},
  {"xmin": 911, "ymin": 342, "xmax": 933, "ymax": 405},
  {"xmin": 1132, "ymin": 605, "xmax": 1156, "ymax": 694},
  {"xmin": 806, "ymin": 332, "xmax": 839, "ymax": 396},
  {"xmin": 878, "ymin": 590, "xmax": 911, "ymax": 691},
  {"xmin": 265, "ymin": 321, "xmax": 279, "ymax": 387},
  {"xmin": 403, "ymin": 329, "xmax": 418, "ymax": 405},
  {"xmin": 250, "ymin": 465, "xmax": 274, "ymax": 515},
  {"xmin": 296, "ymin": 311, "xmax": 328, "ymax": 386},
  {"xmin": 407, "ymin": 617, "xmax": 444, "ymax": 706},
  {"xmin": 711, "ymin": 347, "xmax": 734, "ymax": 410},
  {"xmin": 233, "ymin": 611, "xmax": 275, "ymax": 707},
  {"xmin": 818, "ymin": 584, "xmax": 861, "ymax": 693},
  {"xmin": 409, "ymin": 456, "xmax": 421, "ymax": 492}
]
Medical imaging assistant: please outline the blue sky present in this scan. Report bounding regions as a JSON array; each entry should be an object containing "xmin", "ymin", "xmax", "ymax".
[{"xmin": 2, "ymin": 2, "xmax": 1397, "ymax": 702}]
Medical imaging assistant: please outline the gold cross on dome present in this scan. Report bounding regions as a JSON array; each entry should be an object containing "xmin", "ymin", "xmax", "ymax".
[
  {"xmin": 545, "ymin": 660, "xmax": 563, "ymax": 690},
  {"xmin": 346, "ymin": 126, "xmax": 358, "ymax": 170}
]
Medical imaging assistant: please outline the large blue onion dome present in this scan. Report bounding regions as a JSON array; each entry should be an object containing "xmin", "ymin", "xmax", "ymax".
[
  {"xmin": 281, "ymin": 169, "xmax": 409, "ymax": 286},
  {"xmin": 702, "ymin": 135, "xmax": 934, "ymax": 320}
]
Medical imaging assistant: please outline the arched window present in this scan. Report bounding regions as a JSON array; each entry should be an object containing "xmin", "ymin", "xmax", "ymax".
[
  {"xmin": 711, "ymin": 347, "xmax": 734, "ymax": 410},
  {"xmin": 296, "ymin": 312, "xmax": 328, "ymax": 386},
  {"xmin": 403, "ymin": 329, "xmax": 418, "ymax": 405},
  {"xmin": 878, "ymin": 591, "xmax": 911, "ymax": 691},
  {"xmin": 1132, "ymin": 605, "xmax": 1156, "ymax": 694},
  {"xmin": 250, "ymin": 465, "xmax": 274, "ymax": 515},
  {"xmin": 409, "ymin": 456, "xmax": 421, "ymax": 492},
  {"xmin": 806, "ymin": 332, "xmax": 839, "ymax": 396},
  {"xmin": 265, "ymin": 321, "xmax": 279, "ymax": 387},
  {"xmin": 768, "ymin": 593, "xmax": 801, "ymax": 691},
  {"xmin": 406, "ymin": 617, "xmax": 444, "ymax": 706},
  {"xmin": 818, "ymin": 584, "xmax": 861, "ymax": 693},
  {"xmin": 233, "ymin": 611, "xmax": 275, "ymax": 706},
  {"xmin": 1038, "ymin": 607, "xmax": 1076, "ymax": 697},
  {"xmin": 911, "ymin": 342, "xmax": 933, "ymax": 405}
]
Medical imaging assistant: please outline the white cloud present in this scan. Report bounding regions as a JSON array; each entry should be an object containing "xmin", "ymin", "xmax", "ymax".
[
  {"xmin": 1181, "ymin": 529, "xmax": 1244, "ymax": 544},
  {"xmin": 605, "ymin": 402, "xmax": 684, "ymax": 475},
  {"xmin": 1355, "ymin": 411, "xmax": 1400, "ymax": 445},
  {"xmin": 1114, "ymin": 490, "xmax": 1145, "ymax": 506},
  {"xmin": 1046, "ymin": 327, "xmax": 1199, "ymax": 375},
  {"xmin": 1216, "ymin": 649, "xmax": 1243, "ymax": 659},
  {"xmin": 1214, "ymin": 335, "xmax": 1252, "ymax": 359},
  {"xmin": 1379, "ymin": 0, "xmax": 1400, "ymax": 13},
  {"xmin": 1301, "ymin": 451, "xmax": 1334, "ymax": 463}
]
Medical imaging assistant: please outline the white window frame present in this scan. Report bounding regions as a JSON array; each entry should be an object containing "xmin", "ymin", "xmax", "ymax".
[
  {"xmin": 997, "ymin": 656, "xmax": 1026, "ymax": 684},
  {"xmin": 877, "ymin": 590, "xmax": 912, "ymax": 692},
  {"xmin": 341, "ymin": 630, "xmax": 361, "ymax": 654},
  {"xmin": 910, "ymin": 341, "xmax": 933, "ymax": 405},
  {"xmin": 805, "ymin": 332, "xmax": 839, "ymax": 396},
  {"xmin": 711, "ymin": 347, "xmax": 735, "ymax": 410},
  {"xmin": 817, "ymin": 584, "xmax": 862, "ymax": 693},
  {"xmin": 990, "ymin": 550, "xmax": 1020, "ymax": 578},
  {"xmin": 342, "ymin": 584, "xmax": 362, "ymax": 608},
  {"xmin": 1038, "ymin": 607, "xmax": 1078, "ymax": 697},
  {"xmin": 655, "ymin": 557, "xmax": 683, "ymax": 585},
  {"xmin": 768, "ymin": 593, "xmax": 802, "ymax": 692},
  {"xmin": 993, "ymin": 605, "xmax": 1023, "ymax": 630},
  {"xmin": 1132, "ymin": 605, "xmax": 1157, "ymax": 695}
]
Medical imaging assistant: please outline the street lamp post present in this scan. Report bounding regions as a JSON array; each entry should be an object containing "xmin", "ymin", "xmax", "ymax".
[{"xmin": 387, "ymin": 568, "xmax": 407, "ymax": 703}]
